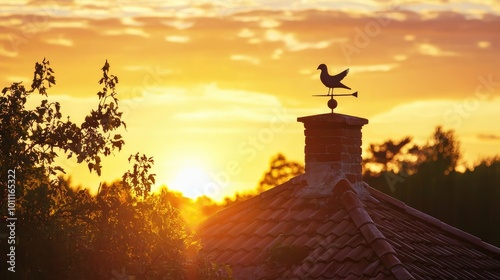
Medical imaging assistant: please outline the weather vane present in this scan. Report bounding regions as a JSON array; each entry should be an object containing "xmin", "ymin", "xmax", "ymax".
[{"xmin": 314, "ymin": 64, "xmax": 358, "ymax": 113}]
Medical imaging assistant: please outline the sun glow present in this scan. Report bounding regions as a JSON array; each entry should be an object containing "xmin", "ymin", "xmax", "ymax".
[{"xmin": 169, "ymin": 160, "xmax": 215, "ymax": 201}]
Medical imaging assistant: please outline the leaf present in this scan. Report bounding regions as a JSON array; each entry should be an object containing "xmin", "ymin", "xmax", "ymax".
[
  {"xmin": 53, "ymin": 166, "xmax": 66, "ymax": 174},
  {"xmin": 102, "ymin": 60, "xmax": 110, "ymax": 72},
  {"xmin": 96, "ymin": 163, "xmax": 101, "ymax": 176},
  {"xmin": 149, "ymin": 174, "xmax": 156, "ymax": 185},
  {"xmin": 48, "ymin": 76, "xmax": 56, "ymax": 85},
  {"xmin": 114, "ymin": 134, "xmax": 121, "ymax": 140}
]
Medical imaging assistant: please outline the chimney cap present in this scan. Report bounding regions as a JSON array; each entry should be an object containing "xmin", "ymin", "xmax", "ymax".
[{"xmin": 297, "ymin": 112, "xmax": 368, "ymax": 126}]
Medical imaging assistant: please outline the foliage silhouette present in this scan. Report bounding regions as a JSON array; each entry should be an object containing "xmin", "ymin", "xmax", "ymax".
[
  {"xmin": 363, "ymin": 126, "xmax": 461, "ymax": 176},
  {"xmin": 421, "ymin": 126, "xmax": 461, "ymax": 175},
  {"xmin": 0, "ymin": 58, "xmax": 125, "ymax": 193},
  {"xmin": 122, "ymin": 153, "xmax": 156, "ymax": 198},
  {"xmin": 0, "ymin": 59, "xmax": 232, "ymax": 279},
  {"xmin": 363, "ymin": 136, "xmax": 413, "ymax": 174},
  {"xmin": 363, "ymin": 127, "xmax": 499, "ymax": 247},
  {"xmin": 218, "ymin": 153, "xmax": 305, "ymax": 210},
  {"xmin": 257, "ymin": 153, "xmax": 304, "ymax": 193}
]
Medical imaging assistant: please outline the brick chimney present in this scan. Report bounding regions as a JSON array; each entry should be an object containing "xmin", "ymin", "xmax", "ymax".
[{"xmin": 297, "ymin": 112, "xmax": 368, "ymax": 193}]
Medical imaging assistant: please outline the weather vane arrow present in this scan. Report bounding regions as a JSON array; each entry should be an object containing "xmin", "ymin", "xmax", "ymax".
[{"xmin": 314, "ymin": 63, "xmax": 359, "ymax": 113}]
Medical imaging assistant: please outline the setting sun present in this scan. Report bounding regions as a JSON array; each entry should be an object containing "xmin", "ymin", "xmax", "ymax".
[{"xmin": 170, "ymin": 161, "xmax": 213, "ymax": 200}]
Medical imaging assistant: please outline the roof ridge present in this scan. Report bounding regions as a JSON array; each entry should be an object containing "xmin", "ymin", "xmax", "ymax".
[
  {"xmin": 341, "ymin": 189, "xmax": 415, "ymax": 280},
  {"xmin": 367, "ymin": 186, "xmax": 500, "ymax": 256}
]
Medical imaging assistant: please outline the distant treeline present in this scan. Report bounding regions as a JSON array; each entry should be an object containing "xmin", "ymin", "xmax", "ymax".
[
  {"xmin": 364, "ymin": 159, "xmax": 500, "ymax": 247},
  {"xmin": 362, "ymin": 126, "xmax": 500, "ymax": 247}
]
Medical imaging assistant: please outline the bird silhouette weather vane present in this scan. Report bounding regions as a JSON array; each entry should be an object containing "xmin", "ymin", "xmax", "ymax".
[{"xmin": 314, "ymin": 64, "xmax": 358, "ymax": 113}]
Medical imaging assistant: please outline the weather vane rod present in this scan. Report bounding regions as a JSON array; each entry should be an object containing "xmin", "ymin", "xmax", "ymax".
[{"xmin": 314, "ymin": 64, "xmax": 358, "ymax": 113}]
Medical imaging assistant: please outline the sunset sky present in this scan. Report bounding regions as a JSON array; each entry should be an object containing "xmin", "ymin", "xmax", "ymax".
[{"xmin": 1, "ymin": 0, "xmax": 499, "ymax": 201}]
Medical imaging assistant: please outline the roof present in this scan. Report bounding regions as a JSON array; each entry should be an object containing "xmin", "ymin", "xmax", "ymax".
[{"xmin": 194, "ymin": 174, "xmax": 500, "ymax": 279}]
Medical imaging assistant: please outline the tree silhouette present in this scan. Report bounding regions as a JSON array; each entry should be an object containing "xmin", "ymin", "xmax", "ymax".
[
  {"xmin": 257, "ymin": 153, "xmax": 304, "ymax": 193},
  {"xmin": 363, "ymin": 136, "xmax": 413, "ymax": 174},
  {"xmin": 363, "ymin": 127, "xmax": 461, "ymax": 177},
  {"xmin": 0, "ymin": 58, "xmax": 125, "ymax": 193},
  {"xmin": 421, "ymin": 126, "xmax": 461, "ymax": 175},
  {"xmin": 0, "ymin": 59, "xmax": 127, "ymax": 278},
  {"xmin": 0, "ymin": 59, "xmax": 233, "ymax": 279},
  {"xmin": 362, "ymin": 127, "xmax": 500, "ymax": 248},
  {"xmin": 217, "ymin": 154, "xmax": 305, "ymax": 209}
]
